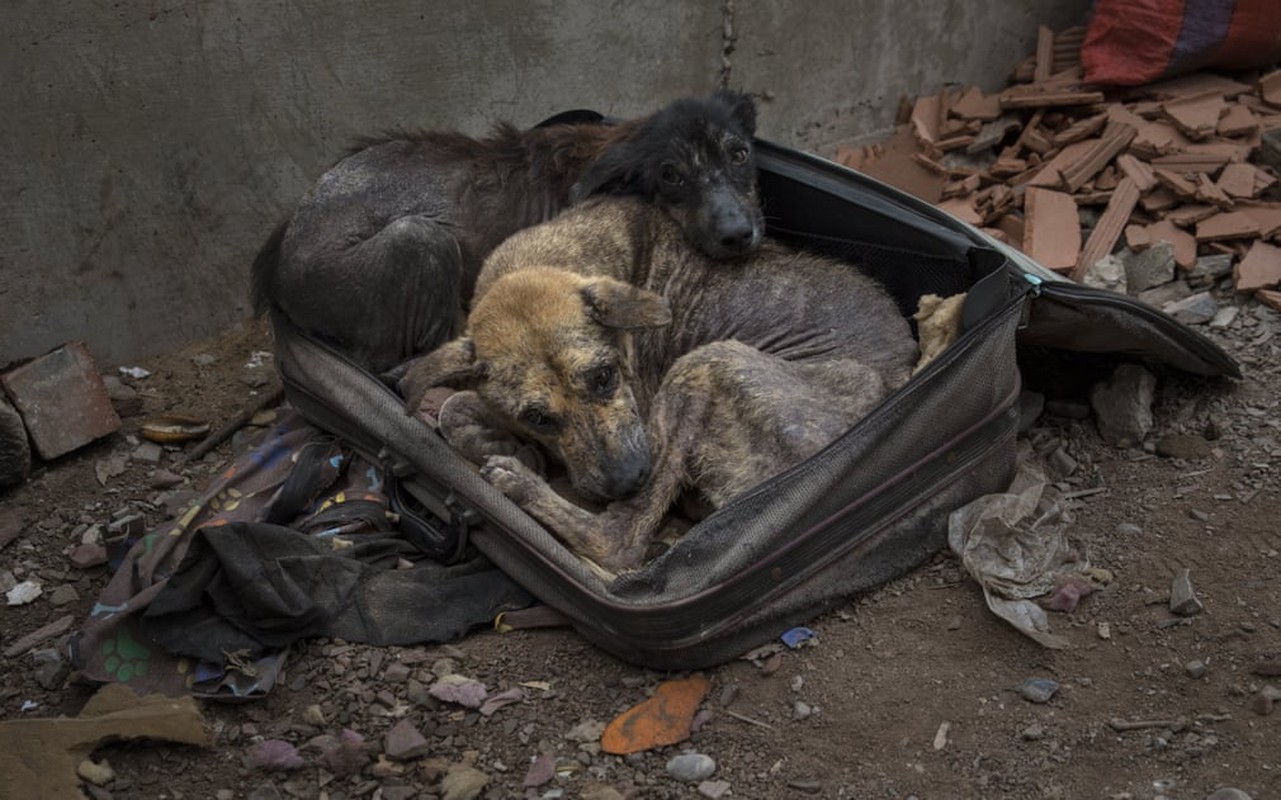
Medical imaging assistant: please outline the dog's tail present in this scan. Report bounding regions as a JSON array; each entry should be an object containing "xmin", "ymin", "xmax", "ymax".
[{"xmin": 249, "ymin": 218, "xmax": 289, "ymax": 317}]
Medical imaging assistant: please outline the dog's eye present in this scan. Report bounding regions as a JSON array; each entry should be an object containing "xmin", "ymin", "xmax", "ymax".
[
  {"xmin": 730, "ymin": 147, "xmax": 750, "ymax": 165},
  {"xmin": 660, "ymin": 165, "xmax": 684, "ymax": 186},
  {"xmin": 520, "ymin": 407, "xmax": 557, "ymax": 432},
  {"xmin": 588, "ymin": 365, "xmax": 618, "ymax": 399}
]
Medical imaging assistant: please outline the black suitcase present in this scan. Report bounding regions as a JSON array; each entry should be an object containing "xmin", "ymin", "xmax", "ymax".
[{"xmin": 270, "ymin": 131, "xmax": 1238, "ymax": 670}]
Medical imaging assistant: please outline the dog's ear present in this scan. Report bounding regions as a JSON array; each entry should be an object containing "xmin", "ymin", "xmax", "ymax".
[
  {"xmin": 569, "ymin": 140, "xmax": 642, "ymax": 203},
  {"xmin": 581, "ymin": 277, "xmax": 672, "ymax": 330},
  {"xmin": 714, "ymin": 89, "xmax": 757, "ymax": 136},
  {"xmin": 399, "ymin": 337, "xmax": 485, "ymax": 414}
]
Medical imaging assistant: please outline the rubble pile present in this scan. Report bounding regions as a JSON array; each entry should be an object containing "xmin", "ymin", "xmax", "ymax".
[{"xmin": 837, "ymin": 25, "xmax": 1281, "ymax": 326}]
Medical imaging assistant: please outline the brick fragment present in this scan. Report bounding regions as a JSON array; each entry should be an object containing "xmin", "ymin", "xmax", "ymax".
[
  {"xmin": 1024, "ymin": 187, "xmax": 1081, "ymax": 272},
  {"xmin": 1234, "ymin": 240, "xmax": 1281, "ymax": 292},
  {"xmin": 0, "ymin": 341, "xmax": 121, "ymax": 460}
]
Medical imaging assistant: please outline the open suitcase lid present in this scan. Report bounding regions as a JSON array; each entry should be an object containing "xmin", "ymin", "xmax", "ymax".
[{"xmin": 750, "ymin": 139, "xmax": 1241, "ymax": 379}]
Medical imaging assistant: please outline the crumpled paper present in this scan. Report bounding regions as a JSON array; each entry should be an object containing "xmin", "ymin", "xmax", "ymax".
[{"xmin": 948, "ymin": 448, "xmax": 1106, "ymax": 648}]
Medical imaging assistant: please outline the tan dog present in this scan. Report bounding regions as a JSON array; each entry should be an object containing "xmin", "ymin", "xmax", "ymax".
[{"xmin": 402, "ymin": 196, "xmax": 918, "ymax": 571}]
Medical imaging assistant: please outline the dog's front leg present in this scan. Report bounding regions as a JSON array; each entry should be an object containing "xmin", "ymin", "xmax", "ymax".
[{"xmin": 481, "ymin": 455, "xmax": 672, "ymax": 571}]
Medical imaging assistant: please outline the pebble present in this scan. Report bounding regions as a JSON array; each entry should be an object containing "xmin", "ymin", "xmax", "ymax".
[
  {"xmin": 1019, "ymin": 677, "xmax": 1060, "ymax": 704},
  {"xmin": 32, "ymin": 648, "xmax": 68, "ymax": 690},
  {"xmin": 77, "ymin": 758, "xmax": 115, "ymax": 786},
  {"xmin": 1206, "ymin": 789, "xmax": 1253, "ymax": 800},
  {"xmin": 247, "ymin": 739, "xmax": 304, "ymax": 771},
  {"xmin": 1115, "ymin": 522, "xmax": 1143, "ymax": 536},
  {"xmin": 667, "ymin": 753, "xmax": 716, "ymax": 783},
  {"xmin": 384, "ymin": 716, "xmax": 430, "ymax": 762},
  {"xmin": 785, "ymin": 779, "xmax": 824, "ymax": 794},
  {"xmin": 1185, "ymin": 660, "xmax": 1208, "ymax": 679},
  {"xmin": 1170, "ymin": 568, "xmax": 1205, "ymax": 617},
  {"xmin": 1020, "ymin": 723, "xmax": 1045, "ymax": 741},
  {"xmin": 302, "ymin": 704, "xmax": 326, "ymax": 726},
  {"xmin": 698, "ymin": 779, "xmax": 733, "ymax": 799},
  {"xmin": 946, "ymin": 614, "xmax": 962, "ymax": 631},
  {"xmin": 718, "ymin": 682, "xmax": 740, "ymax": 708},
  {"xmin": 48, "ymin": 584, "xmax": 79, "ymax": 606},
  {"xmin": 440, "ymin": 764, "xmax": 489, "ymax": 800},
  {"xmin": 793, "ymin": 701, "xmax": 814, "ymax": 721},
  {"xmin": 150, "ymin": 469, "xmax": 186, "ymax": 489}
]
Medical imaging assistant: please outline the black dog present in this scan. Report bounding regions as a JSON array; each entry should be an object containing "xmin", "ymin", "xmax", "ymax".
[{"xmin": 252, "ymin": 91, "xmax": 763, "ymax": 374}]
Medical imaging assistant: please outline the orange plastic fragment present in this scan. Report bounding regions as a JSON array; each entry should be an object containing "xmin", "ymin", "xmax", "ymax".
[{"xmin": 600, "ymin": 675, "xmax": 709, "ymax": 755}]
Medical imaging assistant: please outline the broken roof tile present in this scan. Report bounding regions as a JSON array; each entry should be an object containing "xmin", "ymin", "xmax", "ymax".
[
  {"xmin": 1217, "ymin": 162, "xmax": 1276, "ymax": 199},
  {"xmin": 1024, "ymin": 187, "xmax": 1081, "ymax": 272},
  {"xmin": 1260, "ymin": 69, "xmax": 1281, "ymax": 107},
  {"xmin": 1074, "ymin": 177, "xmax": 1140, "ymax": 282},
  {"xmin": 1196, "ymin": 211, "xmax": 1262, "ymax": 242},
  {"xmin": 951, "ymin": 86, "xmax": 1003, "ymax": 122},
  {"xmin": 1115, "ymin": 154, "xmax": 1159, "ymax": 192},
  {"xmin": 1147, "ymin": 219, "xmax": 1198, "ymax": 270},
  {"xmin": 1161, "ymin": 93, "xmax": 1227, "ymax": 141},
  {"xmin": 1218, "ymin": 104, "xmax": 1261, "ymax": 138},
  {"xmin": 1234, "ymin": 240, "xmax": 1281, "ymax": 292}
]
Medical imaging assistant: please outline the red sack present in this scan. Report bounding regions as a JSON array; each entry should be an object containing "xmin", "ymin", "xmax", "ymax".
[{"xmin": 1083, "ymin": 0, "xmax": 1281, "ymax": 86}]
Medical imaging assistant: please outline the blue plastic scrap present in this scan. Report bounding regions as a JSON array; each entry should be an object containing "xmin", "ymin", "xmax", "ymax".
[{"xmin": 781, "ymin": 626, "xmax": 816, "ymax": 649}]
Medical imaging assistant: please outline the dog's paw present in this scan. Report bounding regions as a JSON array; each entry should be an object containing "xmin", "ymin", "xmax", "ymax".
[{"xmin": 480, "ymin": 455, "xmax": 544, "ymax": 504}]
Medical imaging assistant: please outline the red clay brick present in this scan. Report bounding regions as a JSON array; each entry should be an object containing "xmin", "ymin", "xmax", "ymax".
[{"xmin": 0, "ymin": 341, "xmax": 121, "ymax": 460}]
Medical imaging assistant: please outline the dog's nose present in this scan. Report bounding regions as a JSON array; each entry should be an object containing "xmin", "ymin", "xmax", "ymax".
[
  {"xmin": 718, "ymin": 218, "xmax": 756, "ymax": 252},
  {"xmin": 606, "ymin": 453, "xmax": 651, "ymax": 499}
]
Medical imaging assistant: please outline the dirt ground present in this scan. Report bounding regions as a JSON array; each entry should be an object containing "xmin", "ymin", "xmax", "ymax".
[{"xmin": 1, "ymin": 283, "xmax": 1280, "ymax": 800}]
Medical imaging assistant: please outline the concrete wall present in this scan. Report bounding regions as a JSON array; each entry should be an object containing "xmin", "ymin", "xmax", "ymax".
[{"xmin": 0, "ymin": 0, "xmax": 1090, "ymax": 368}]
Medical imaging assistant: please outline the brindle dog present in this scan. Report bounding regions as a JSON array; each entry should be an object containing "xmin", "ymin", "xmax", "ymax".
[
  {"xmin": 401, "ymin": 196, "xmax": 919, "ymax": 572},
  {"xmin": 252, "ymin": 91, "xmax": 763, "ymax": 375}
]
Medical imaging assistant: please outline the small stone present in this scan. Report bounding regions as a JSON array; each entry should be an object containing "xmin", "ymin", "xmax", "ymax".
[
  {"xmin": 1164, "ymin": 291, "xmax": 1219, "ymax": 324},
  {"xmin": 191, "ymin": 353, "xmax": 217, "ymax": 367},
  {"xmin": 1209, "ymin": 306, "xmax": 1240, "ymax": 329},
  {"xmin": 1115, "ymin": 522, "xmax": 1143, "ymax": 536},
  {"xmin": 383, "ymin": 661, "xmax": 411, "ymax": 683},
  {"xmin": 1185, "ymin": 660, "xmax": 1208, "ymax": 679},
  {"xmin": 150, "ymin": 469, "xmax": 185, "ymax": 489},
  {"xmin": 132, "ymin": 441, "xmax": 163, "ymax": 464},
  {"xmin": 1204, "ymin": 788, "xmax": 1255, "ymax": 798},
  {"xmin": 1090, "ymin": 364, "xmax": 1157, "ymax": 447},
  {"xmin": 565, "ymin": 719, "xmax": 606, "ymax": 743},
  {"xmin": 247, "ymin": 739, "xmax": 304, "ymax": 771},
  {"xmin": 667, "ymin": 753, "xmax": 716, "ymax": 783},
  {"xmin": 440, "ymin": 764, "xmax": 489, "ymax": 800},
  {"xmin": 6, "ymin": 580, "xmax": 42, "ymax": 605},
  {"xmin": 1122, "ymin": 241, "xmax": 1175, "ymax": 293},
  {"xmin": 1206, "ymin": 788, "xmax": 1253, "ymax": 800},
  {"xmin": 384, "ymin": 718, "xmax": 430, "ymax": 760},
  {"xmin": 785, "ymin": 779, "xmax": 824, "ymax": 794},
  {"xmin": 793, "ymin": 701, "xmax": 814, "ymax": 721},
  {"xmin": 718, "ymin": 682, "xmax": 740, "ymax": 708},
  {"xmin": 1138, "ymin": 280, "xmax": 1193, "ymax": 308},
  {"xmin": 1188, "ymin": 253, "xmax": 1234, "ymax": 283},
  {"xmin": 698, "ymin": 779, "xmax": 733, "ymax": 799},
  {"xmin": 1083, "ymin": 253, "xmax": 1127, "ymax": 293},
  {"xmin": 48, "ymin": 584, "xmax": 79, "ymax": 606},
  {"xmin": 32, "ymin": 648, "xmax": 68, "ymax": 690},
  {"xmin": 1019, "ymin": 677, "xmax": 1060, "ymax": 704},
  {"xmin": 301, "ymin": 704, "xmax": 326, "ymax": 727},
  {"xmin": 1170, "ymin": 568, "xmax": 1204, "ymax": 617},
  {"xmin": 429, "ymin": 674, "xmax": 487, "ymax": 708},
  {"xmin": 522, "ymin": 754, "xmax": 555, "ymax": 788},
  {"xmin": 69, "ymin": 543, "xmax": 108, "ymax": 569},
  {"xmin": 579, "ymin": 785, "xmax": 625, "ymax": 800},
  {"xmin": 1155, "ymin": 434, "xmax": 1211, "ymax": 460},
  {"xmin": 946, "ymin": 615, "xmax": 962, "ymax": 631},
  {"xmin": 77, "ymin": 758, "xmax": 115, "ymax": 786},
  {"xmin": 1047, "ymin": 446, "xmax": 1077, "ymax": 477},
  {"xmin": 1097, "ymin": 621, "xmax": 1111, "ymax": 640},
  {"xmin": 1020, "ymin": 723, "xmax": 1045, "ymax": 741}
]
